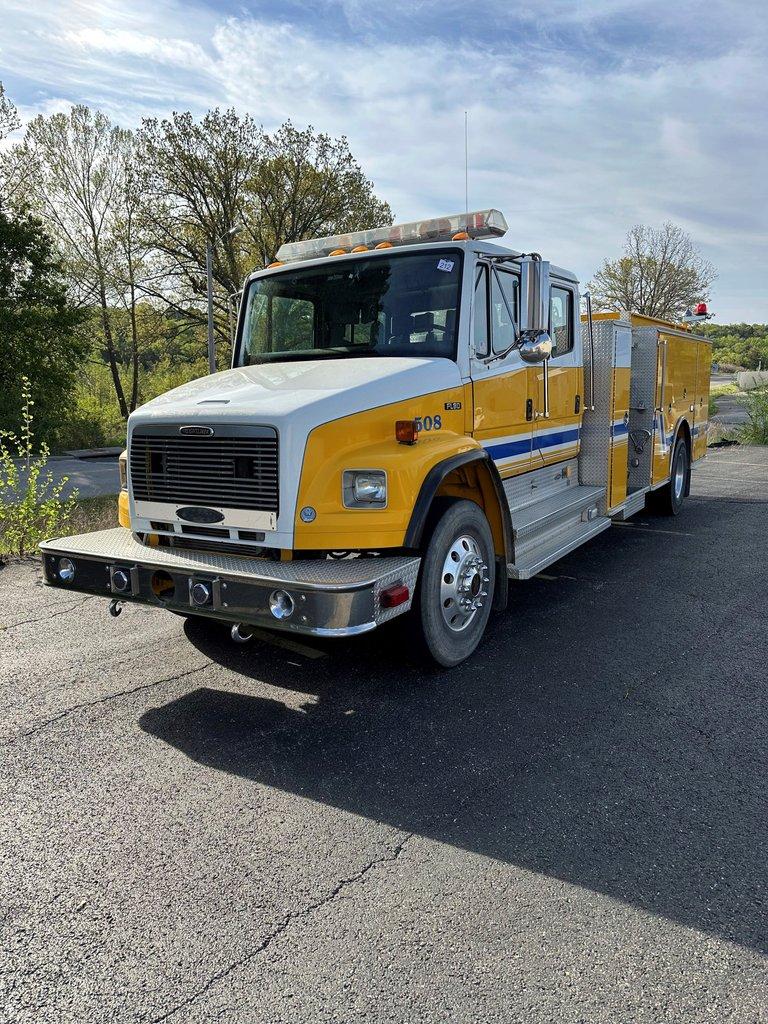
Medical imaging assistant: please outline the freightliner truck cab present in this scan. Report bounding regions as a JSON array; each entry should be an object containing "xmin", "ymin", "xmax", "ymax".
[{"xmin": 41, "ymin": 210, "xmax": 711, "ymax": 666}]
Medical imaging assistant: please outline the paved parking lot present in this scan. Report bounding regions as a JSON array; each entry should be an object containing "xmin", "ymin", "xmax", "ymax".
[{"xmin": 1, "ymin": 446, "xmax": 766, "ymax": 1023}]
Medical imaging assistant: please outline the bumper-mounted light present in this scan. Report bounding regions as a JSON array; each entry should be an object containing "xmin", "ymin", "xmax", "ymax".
[{"xmin": 58, "ymin": 557, "xmax": 75, "ymax": 582}]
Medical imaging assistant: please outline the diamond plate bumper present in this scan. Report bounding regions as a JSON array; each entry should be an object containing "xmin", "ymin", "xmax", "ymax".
[{"xmin": 40, "ymin": 528, "xmax": 420, "ymax": 637}]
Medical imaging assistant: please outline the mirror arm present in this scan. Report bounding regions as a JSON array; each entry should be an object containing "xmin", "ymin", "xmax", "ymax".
[{"xmin": 482, "ymin": 335, "xmax": 519, "ymax": 365}]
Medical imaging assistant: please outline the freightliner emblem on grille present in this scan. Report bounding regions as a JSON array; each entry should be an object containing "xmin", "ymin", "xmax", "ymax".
[
  {"xmin": 177, "ymin": 506, "xmax": 225, "ymax": 524},
  {"xmin": 179, "ymin": 425, "xmax": 214, "ymax": 436}
]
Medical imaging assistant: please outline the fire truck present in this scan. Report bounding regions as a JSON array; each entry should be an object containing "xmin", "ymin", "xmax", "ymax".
[{"xmin": 41, "ymin": 210, "xmax": 712, "ymax": 666}]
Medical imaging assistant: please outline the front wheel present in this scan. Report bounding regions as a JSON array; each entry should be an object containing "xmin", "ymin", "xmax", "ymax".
[
  {"xmin": 415, "ymin": 499, "xmax": 496, "ymax": 667},
  {"xmin": 654, "ymin": 436, "xmax": 689, "ymax": 515}
]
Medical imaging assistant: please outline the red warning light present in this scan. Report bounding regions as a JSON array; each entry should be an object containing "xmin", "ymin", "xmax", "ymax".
[{"xmin": 695, "ymin": 302, "xmax": 708, "ymax": 316}]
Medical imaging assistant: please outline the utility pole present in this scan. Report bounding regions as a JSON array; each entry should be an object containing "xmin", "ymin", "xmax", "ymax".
[{"xmin": 206, "ymin": 242, "xmax": 215, "ymax": 375}]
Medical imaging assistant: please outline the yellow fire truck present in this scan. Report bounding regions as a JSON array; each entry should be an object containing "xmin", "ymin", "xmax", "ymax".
[{"xmin": 41, "ymin": 210, "xmax": 712, "ymax": 666}]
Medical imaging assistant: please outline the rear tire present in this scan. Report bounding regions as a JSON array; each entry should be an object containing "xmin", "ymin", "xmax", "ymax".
[
  {"xmin": 414, "ymin": 499, "xmax": 496, "ymax": 668},
  {"xmin": 654, "ymin": 436, "xmax": 689, "ymax": 516}
]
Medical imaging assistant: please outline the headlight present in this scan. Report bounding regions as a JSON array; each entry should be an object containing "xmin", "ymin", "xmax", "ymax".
[
  {"xmin": 118, "ymin": 451, "xmax": 127, "ymax": 491},
  {"xmin": 342, "ymin": 469, "xmax": 387, "ymax": 508}
]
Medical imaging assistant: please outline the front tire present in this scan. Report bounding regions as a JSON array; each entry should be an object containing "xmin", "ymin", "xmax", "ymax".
[
  {"xmin": 654, "ymin": 436, "xmax": 689, "ymax": 515},
  {"xmin": 415, "ymin": 499, "xmax": 496, "ymax": 667}
]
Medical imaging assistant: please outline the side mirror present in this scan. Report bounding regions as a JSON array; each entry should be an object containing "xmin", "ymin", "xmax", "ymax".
[
  {"xmin": 520, "ymin": 256, "xmax": 550, "ymax": 334},
  {"xmin": 519, "ymin": 333, "xmax": 553, "ymax": 363}
]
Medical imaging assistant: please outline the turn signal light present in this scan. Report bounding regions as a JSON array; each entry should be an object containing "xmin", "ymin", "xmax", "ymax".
[
  {"xmin": 396, "ymin": 420, "xmax": 418, "ymax": 445},
  {"xmin": 380, "ymin": 583, "xmax": 409, "ymax": 608}
]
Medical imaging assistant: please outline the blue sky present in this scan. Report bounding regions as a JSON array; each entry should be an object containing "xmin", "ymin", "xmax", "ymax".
[{"xmin": 1, "ymin": 0, "xmax": 766, "ymax": 322}]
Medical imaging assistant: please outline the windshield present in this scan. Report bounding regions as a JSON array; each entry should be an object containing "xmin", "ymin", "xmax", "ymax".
[{"xmin": 236, "ymin": 250, "xmax": 462, "ymax": 365}]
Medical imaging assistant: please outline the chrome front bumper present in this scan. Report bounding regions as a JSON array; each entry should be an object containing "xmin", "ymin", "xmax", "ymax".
[{"xmin": 40, "ymin": 528, "xmax": 420, "ymax": 637}]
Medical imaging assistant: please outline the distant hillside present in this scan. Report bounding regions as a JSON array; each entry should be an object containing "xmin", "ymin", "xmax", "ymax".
[{"xmin": 701, "ymin": 323, "xmax": 768, "ymax": 371}]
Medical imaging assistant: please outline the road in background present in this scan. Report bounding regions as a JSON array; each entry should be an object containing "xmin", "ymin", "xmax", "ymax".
[
  {"xmin": 9, "ymin": 452, "xmax": 120, "ymax": 501},
  {"xmin": 1, "ymin": 446, "xmax": 766, "ymax": 1023}
]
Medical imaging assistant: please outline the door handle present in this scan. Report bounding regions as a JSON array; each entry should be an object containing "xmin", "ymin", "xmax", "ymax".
[{"xmin": 526, "ymin": 398, "xmax": 534, "ymax": 421}]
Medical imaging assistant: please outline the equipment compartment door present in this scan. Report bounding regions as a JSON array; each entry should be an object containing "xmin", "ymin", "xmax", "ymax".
[
  {"xmin": 693, "ymin": 341, "xmax": 712, "ymax": 460},
  {"xmin": 608, "ymin": 324, "xmax": 632, "ymax": 510},
  {"xmin": 532, "ymin": 283, "xmax": 582, "ymax": 468}
]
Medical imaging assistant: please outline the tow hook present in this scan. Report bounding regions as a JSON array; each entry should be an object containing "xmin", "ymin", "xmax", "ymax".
[
  {"xmin": 108, "ymin": 599, "xmax": 123, "ymax": 618},
  {"xmin": 231, "ymin": 623, "xmax": 253, "ymax": 644}
]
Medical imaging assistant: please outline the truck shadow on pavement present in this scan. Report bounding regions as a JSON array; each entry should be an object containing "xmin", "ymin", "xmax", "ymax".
[{"xmin": 139, "ymin": 504, "xmax": 766, "ymax": 955}]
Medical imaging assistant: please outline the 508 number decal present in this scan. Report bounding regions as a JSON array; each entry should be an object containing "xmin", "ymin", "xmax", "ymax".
[{"xmin": 414, "ymin": 415, "xmax": 442, "ymax": 432}]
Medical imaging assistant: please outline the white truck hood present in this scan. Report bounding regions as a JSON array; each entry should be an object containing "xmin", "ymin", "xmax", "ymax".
[
  {"xmin": 127, "ymin": 356, "xmax": 464, "ymax": 549},
  {"xmin": 130, "ymin": 356, "xmax": 462, "ymax": 427}
]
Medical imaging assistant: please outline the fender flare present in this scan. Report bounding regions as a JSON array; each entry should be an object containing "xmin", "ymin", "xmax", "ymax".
[{"xmin": 403, "ymin": 449, "xmax": 512, "ymax": 560}]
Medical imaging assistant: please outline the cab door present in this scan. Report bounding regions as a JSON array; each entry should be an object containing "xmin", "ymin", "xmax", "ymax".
[
  {"xmin": 531, "ymin": 282, "xmax": 582, "ymax": 467},
  {"xmin": 470, "ymin": 262, "xmax": 533, "ymax": 480}
]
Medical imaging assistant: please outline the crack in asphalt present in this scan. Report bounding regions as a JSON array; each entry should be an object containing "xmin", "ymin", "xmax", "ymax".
[
  {"xmin": 14, "ymin": 662, "xmax": 213, "ymax": 740},
  {"xmin": 150, "ymin": 835, "xmax": 413, "ymax": 1023},
  {"xmin": 0, "ymin": 595, "xmax": 97, "ymax": 631}
]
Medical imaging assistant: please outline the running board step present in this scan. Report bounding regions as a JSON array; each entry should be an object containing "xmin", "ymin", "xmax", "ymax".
[
  {"xmin": 511, "ymin": 484, "xmax": 605, "ymax": 540},
  {"xmin": 507, "ymin": 516, "xmax": 612, "ymax": 580},
  {"xmin": 612, "ymin": 488, "xmax": 648, "ymax": 520}
]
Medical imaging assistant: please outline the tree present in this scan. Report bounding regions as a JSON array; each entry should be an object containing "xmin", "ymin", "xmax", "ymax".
[
  {"xmin": 137, "ymin": 111, "xmax": 392, "ymax": 348},
  {"xmin": 138, "ymin": 108, "xmax": 262, "ymax": 343},
  {"xmin": 0, "ymin": 81, "xmax": 27, "ymax": 210},
  {"xmin": 0, "ymin": 207, "xmax": 88, "ymax": 443},
  {"xmin": 590, "ymin": 223, "xmax": 716, "ymax": 320},
  {"xmin": 11, "ymin": 106, "xmax": 135, "ymax": 417},
  {"xmin": 0, "ymin": 81, "xmax": 19, "ymax": 143},
  {"xmin": 249, "ymin": 122, "xmax": 393, "ymax": 266},
  {"xmin": 701, "ymin": 323, "xmax": 768, "ymax": 371}
]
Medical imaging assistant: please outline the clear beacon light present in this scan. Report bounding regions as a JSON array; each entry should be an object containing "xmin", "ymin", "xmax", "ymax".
[{"xmin": 275, "ymin": 210, "xmax": 508, "ymax": 264}]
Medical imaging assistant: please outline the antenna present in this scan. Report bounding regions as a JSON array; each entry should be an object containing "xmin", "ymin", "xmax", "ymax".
[{"xmin": 464, "ymin": 110, "xmax": 469, "ymax": 212}]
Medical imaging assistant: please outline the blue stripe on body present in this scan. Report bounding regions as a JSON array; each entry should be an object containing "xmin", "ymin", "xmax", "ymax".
[
  {"xmin": 485, "ymin": 436, "xmax": 532, "ymax": 461},
  {"xmin": 486, "ymin": 425, "xmax": 580, "ymax": 461}
]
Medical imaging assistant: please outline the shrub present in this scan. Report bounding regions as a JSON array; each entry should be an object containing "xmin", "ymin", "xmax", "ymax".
[
  {"xmin": 0, "ymin": 378, "xmax": 78, "ymax": 558},
  {"xmin": 742, "ymin": 387, "xmax": 768, "ymax": 446}
]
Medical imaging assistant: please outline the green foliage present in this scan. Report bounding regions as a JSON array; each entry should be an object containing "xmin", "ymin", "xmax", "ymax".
[
  {"xmin": 742, "ymin": 387, "xmax": 768, "ymax": 445},
  {"xmin": 0, "ymin": 379, "xmax": 78, "ymax": 559},
  {"xmin": 701, "ymin": 323, "xmax": 768, "ymax": 371},
  {"xmin": 56, "ymin": 357, "xmax": 210, "ymax": 450},
  {"xmin": 0, "ymin": 207, "xmax": 89, "ymax": 445}
]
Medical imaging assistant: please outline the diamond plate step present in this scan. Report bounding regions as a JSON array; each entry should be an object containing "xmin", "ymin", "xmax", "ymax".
[
  {"xmin": 507, "ymin": 516, "xmax": 612, "ymax": 580},
  {"xmin": 612, "ymin": 488, "xmax": 648, "ymax": 520},
  {"xmin": 510, "ymin": 484, "xmax": 605, "ymax": 540}
]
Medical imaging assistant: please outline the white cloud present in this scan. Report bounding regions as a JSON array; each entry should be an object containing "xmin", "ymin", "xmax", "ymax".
[{"xmin": 0, "ymin": 0, "xmax": 765, "ymax": 320}]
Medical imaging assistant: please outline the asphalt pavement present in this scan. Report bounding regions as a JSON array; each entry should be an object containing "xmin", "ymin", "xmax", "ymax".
[
  {"xmin": 9, "ymin": 453, "xmax": 121, "ymax": 501},
  {"xmin": 1, "ymin": 446, "xmax": 766, "ymax": 1023}
]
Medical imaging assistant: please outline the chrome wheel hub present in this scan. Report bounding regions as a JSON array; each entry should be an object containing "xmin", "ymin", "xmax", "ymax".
[{"xmin": 439, "ymin": 534, "xmax": 490, "ymax": 632}]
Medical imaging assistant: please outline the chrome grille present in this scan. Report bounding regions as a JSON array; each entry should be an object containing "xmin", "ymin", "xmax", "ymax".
[{"xmin": 130, "ymin": 427, "xmax": 278, "ymax": 512}]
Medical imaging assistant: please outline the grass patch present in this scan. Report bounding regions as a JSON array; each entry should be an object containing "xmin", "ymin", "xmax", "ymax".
[
  {"xmin": 742, "ymin": 387, "xmax": 768, "ymax": 446},
  {"xmin": 1, "ymin": 493, "xmax": 118, "ymax": 559},
  {"xmin": 710, "ymin": 382, "xmax": 740, "ymax": 398}
]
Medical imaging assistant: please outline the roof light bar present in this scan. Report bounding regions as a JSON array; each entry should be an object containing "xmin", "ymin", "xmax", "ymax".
[{"xmin": 275, "ymin": 209, "xmax": 508, "ymax": 264}]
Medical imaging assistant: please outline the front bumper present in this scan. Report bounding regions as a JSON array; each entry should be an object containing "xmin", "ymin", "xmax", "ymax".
[{"xmin": 40, "ymin": 528, "xmax": 420, "ymax": 637}]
